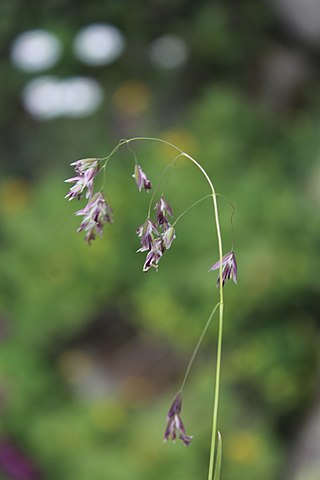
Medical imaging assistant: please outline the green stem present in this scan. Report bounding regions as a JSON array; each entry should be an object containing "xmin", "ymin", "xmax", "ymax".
[
  {"xmin": 118, "ymin": 137, "xmax": 224, "ymax": 480},
  {"xmin": 172, "ymin": 194, "xmax": 212, "ymax": 228},
  {"xmin": 147, "ymin": 153, "xmax": 184, "ymax": 218},
  {"xmin": 215, "ymin": 192, "xmax": 236, "ymax": 252},
  {"xmin": 100, "ymin": 160, "xmax": 108, "ymax": 192},
  {"xmin": 180, "ymin": 302, "xmax": 220, "ymax": 392},
  {"xmin": 208, "ymin": 302, "xmax": 224, "ymax": 480}
]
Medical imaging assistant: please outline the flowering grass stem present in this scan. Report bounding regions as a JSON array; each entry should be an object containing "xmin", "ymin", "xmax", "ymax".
[
  {"xmin": 100, "ymin": 136, "xmax": 225, "ymax": 479},
  {"xmin": 118, "ymin": 137, "xmax": 224, "ymax": 480},
  {"xmin": 65, "ymin": 135, "xmax": 234, "ymax": 476}
]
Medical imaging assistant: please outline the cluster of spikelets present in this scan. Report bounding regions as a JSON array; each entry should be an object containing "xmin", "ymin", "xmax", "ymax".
[
  {"xmin": 65, "ymin": 159, "xmax": 178, "ymax": 272},
  {"xmin": 65, "ymin": 157, "xmax": 237, "ymax": 282},
  {"xmin": 65, "ymin": 158, "xmax": 113, "ymax": 245},
  {"xmin": 65, "ymin": 156, "xmax": 237, "ymax": 446}
]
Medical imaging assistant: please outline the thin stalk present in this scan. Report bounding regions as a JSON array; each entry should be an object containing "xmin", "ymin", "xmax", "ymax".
[
  {"xmin": 118, "ymin": 137, "xmax": 224, "ymax": 480},
  {"xmin": 179, "ymin": 302, "xmax": 220, "ymax": 393},
  {"xmin": 100, "ymin": 160, "xmax": 109, "ymax": 192},
  {"xmin": 213, "ymin": 432, "xmax": 222, "ymax": 480},
  {"xmin": 173, "ymin": 194, "xmax": 212, "ymax": 228},
  {"xmin": 147, "ymin": 153, "xmax": 184, "ymax": 218},
  {"xmin": 215, "ymin": 192, "xmax": 236, "ymax": 252}
]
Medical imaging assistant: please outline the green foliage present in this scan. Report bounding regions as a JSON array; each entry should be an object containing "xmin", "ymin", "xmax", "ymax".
[
  {"xmin": 0, "ymin": 86, "xmax": 318, "ymax": 479},
  {"xmin": 0, "ymin": 1, "xmax": 319, "ymax": 478}
]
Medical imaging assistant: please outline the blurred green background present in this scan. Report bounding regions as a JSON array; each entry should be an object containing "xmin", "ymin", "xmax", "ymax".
[{"xmin": 0, "ymin": 1, "xmax": 319, "ymax": 479}]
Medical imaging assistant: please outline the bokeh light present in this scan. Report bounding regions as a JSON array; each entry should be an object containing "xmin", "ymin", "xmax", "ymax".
[
  {"xmin": 61, "ymin": 77, "xmax": 104, "ymax": 117},
  {"xmin": 150, "ymin": 34, "xmax": 188, "ymax": 69},
  {"xmin": 11, "ymin": 29, "xmax": 62, "ymax": 72},
  {"xmin": 22, "ymin": 77, "xmax": 62, "ymax": 119},
  {"xmin": 22, "ymin": 76, "xmax": 103, "ymax": 119},
  {"xmin": 74, "ymin": 23, "xmax": 125, "ymax": 66}
]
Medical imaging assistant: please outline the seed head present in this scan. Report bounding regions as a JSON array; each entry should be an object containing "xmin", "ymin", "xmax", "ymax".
[
  {"xmin": 76, "ymin": 192, "xmax": 113, "ymax": 244},
  {"xmin": 164, "ymin": 393, "xmax": 193, "ymax": 447},
  {"xmin": 155, "ymin": 196, "xmax": 173, "ymax": 227},
  {"xmin": 133, "ymin": 164, "xmax": 152, "ymax": 192},
  {"xmin": 65, "ymin": 158, "xmax": 99, "ymax": 200},
  {"xmin": 209, "ymin": 251, "xmax": 237, "ymax": 287}
]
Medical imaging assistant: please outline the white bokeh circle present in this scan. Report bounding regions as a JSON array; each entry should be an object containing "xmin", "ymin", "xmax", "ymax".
[
  {"xmin": 11, "ymin": 30, "xmax": 62, "ymax": 72},
  {"xmin": 22, "ymin": 76, "xmax": 103, "ymax": 119},
  {"xmin": 74, "ymin": 23, "xmax": 125, "ymax": 66},
  {"xmin": 150, "ymin": 34, "xmax": 188, "ymax": 69}
]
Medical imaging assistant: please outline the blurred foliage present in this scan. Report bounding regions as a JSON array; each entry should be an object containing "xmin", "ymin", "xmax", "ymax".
[{"xmin": 0, "ymin": 0, "xmax": 319, "ymax": 479}]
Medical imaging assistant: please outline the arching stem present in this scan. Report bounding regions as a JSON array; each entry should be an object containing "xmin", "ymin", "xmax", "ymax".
[{"xmin": 106, "ymin": 137, "xmax": 224, "ymax": 480}]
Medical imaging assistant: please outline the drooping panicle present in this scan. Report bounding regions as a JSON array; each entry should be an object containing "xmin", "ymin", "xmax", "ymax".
[
  {"xmin": 133, "ymin": 164, "xmax": 152, "ymax": 192},
  {"xmin": 164, "ymin": 393, "xmax": 193, "ymax": 447},
  {"xmin": 209, "ymin": 251, "xmax": 237, "ymax": 287},
  {"xmin": 76, "ymin": 192, "xmax": 113, "ymax": 244},
  {"xmin": 65, "ymin": 158, "xmax": 99, "ymax": 200}
]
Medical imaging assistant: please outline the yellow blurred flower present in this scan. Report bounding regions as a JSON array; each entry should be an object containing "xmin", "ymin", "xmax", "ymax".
[
  {"xmin": 90, "ymin": 399, "xmax": 127, "ymax": 432},
  {"xmin": 159, "ymin": 129, "xmax": 197, "ymax": 159},
  {"xmin": 0, "ymin": 178, "xmax": 30, "ymax": 213},
  {"xmin": 225, "ymin": 431, "xmax": 262, "ymax": 464},
  {"xmin": 112, "ymin": 81, "xmax": 151, "ymax": 116}
]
